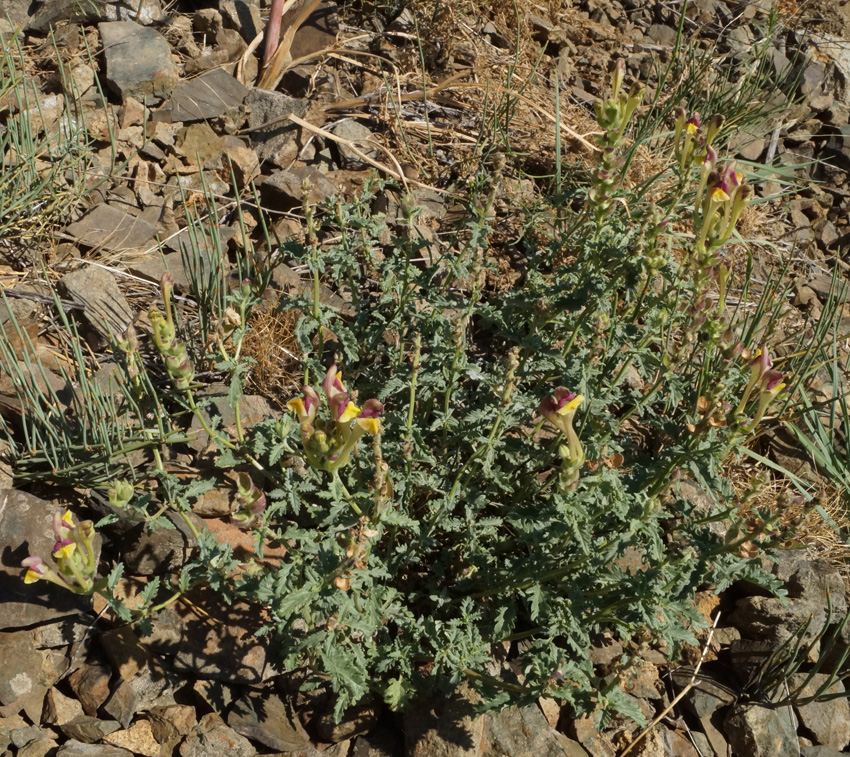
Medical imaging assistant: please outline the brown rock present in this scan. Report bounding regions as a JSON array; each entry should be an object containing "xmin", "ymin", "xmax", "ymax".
[
  {"xmin": 175, "ymin": 123, "xmax": 227, "ymax": 168},
  {"xmin": 99, "ymin": 627, "xmax": 150, "ymax": 681},
  {"xmin": 103, "ymin": 720, "xmax": 161, "ymax": 757},
  {"xmin": 68, "ymin": 658, "xmax": 113, "ymax": 716},
  {"xmin": 316, "ymin": 701, "xmax": 380, "ymax": 743},
  {"xmin": 228, "ymin": 691, "xmax": 310, "ymax": 751},
  {"xmin": 225, "ymin": 144, "xmax": 261, "ymax": 188},
  {"xmin": 43, "ymin": 687, "xmax": 85, "ymax": 726},
  {"xmin": 60, "ymin": 716, "xmax": 122, "ymax": 744},
  {"xmin": 148, "ymin": 704, "xmax": 197, "ymax": 748},
  {"xmin": 180, "ymin": 712, "xmax": 256, "ymax": 757}
]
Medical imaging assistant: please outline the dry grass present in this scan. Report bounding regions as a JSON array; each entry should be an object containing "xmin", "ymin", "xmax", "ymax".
[{"xmin": 240, "ymin": 293, "xmax": 302, "ymax": 399}]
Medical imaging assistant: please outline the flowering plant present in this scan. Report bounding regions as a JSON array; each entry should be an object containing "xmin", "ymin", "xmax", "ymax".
[{"xmin": 22, "ymin": 509, "xmax": 98, "ymax": 594}]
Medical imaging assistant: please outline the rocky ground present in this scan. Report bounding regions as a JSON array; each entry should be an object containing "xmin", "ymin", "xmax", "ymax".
[{"xmin": 1, "ymin": 0, "xmax": 850, "ymax": 755}]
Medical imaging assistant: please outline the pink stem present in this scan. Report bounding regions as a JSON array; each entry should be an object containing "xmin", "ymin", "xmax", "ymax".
[{"xmin": 262, "ymin": 0, "xmax": 285, "ymax": 68}]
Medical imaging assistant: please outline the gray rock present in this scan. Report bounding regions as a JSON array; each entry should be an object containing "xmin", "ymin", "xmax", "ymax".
[
  {"xmin": 329, "ymin": 119, "xmax": 379, "ymax": 169},
  {"xmin": 10, "ymin": 725, "xmax": 42, "ymax": 748},
  {"xmin": 3, "ymin": 0, "xmax": 76, "ymax": 31},
  {"xmin": 32, "ymin": 616, "xmax": 94, "ymax": 649},
  {"xmin": 724, "ymin": 703, "xmax": 799, "ymax": 757},
  {"xmin": 244, "ymin": 89, "xmax": 308, "ymax": 162},
  {"xmin": 0, "ymin": 489, "xmax": 94, "ymax": 630},
  {"xmin": 228, "ymin": 691, "xmax": 310, "ymax": 751},
  {"xmin": 64, "ymin": 203, "xmax": 157, "ymax": 252},
  {"xmin": 157, "ymin": 68, "xmax": 250, "ymax": 123},
  {"xmin": 729, "ymin": 595, "xmax": 826, "ymax": 650},
  {"xmin": 188, "ymin": 388, "xmax": 276, "ymax": 454},
  {"xmin": 260, "ymin": 167, "xmax": 338, "ymax": 210},
  {"xmin": 484, "ymin": 704, "xmax": 587, "ymax": 755},
  {"xmin": 646, "ymin": 23, "xmax": 679, "ymax": 47},
  {"xmin": 180, "ymin": 713, "xmax": 257, "ymax": 757},
  {"xmin": 59, "ymin": 717, "xmax": 122, "ymax": 744},
  {"xmin": 58, "ymin": 265, "xmax": 134, "ymax": 342},
  {"xmin": 801, "ymin": 747, "xmax": 849, "ymax": 756},
  {"xmin": 56, "ymin": 741, "xmax": 134, "ymax": 756},
  {"xmin": 99, "ymin": 21, "xmax": 178, "ymax": 102},
  {"xmin": 790, "ymin": 673, "xmax": 850, "ymax": 750}
]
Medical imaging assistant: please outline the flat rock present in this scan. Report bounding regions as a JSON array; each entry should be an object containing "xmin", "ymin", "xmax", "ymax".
[
  {"xmin": 155, "ymin": 68, "xmax": 250, "ymax": 123},
  {"xmin": 99, "ymin": 21, "xmax": 178, "ymax": 102},
  {"xmin": 180, "ymin": 712, "xmax": 257, "ymax": 757},
  {"xmin": 0, "ymin": 630, "xmax": 65, "ymax": 719},
  {"xmin": 0, "ymin": 489, "xmax": 94, "ymax": 630},
  {"xmin": 228, "ymin": 691, "xmax": 310, "ymax": 751},
  {"xmin": 64, "ymin": 203, "xmax": 157, "ymax": 252},
  {"xmin": 260, "ymin": 167, "xmax": 338, "ymax": 210},
  {"xmin": 175, "ymin": 122, "xmax": 227, "ymax": 168},
  {"xmin": 58, "ymin": 266, "xmax": 134, "ymax": 341},
  {"xmin": 56, "ymin": 741, "xmax": 135, "ymax": 756},
  {"xmin": 103, "ymin": 720, "xmax": 161, "ymax": 757},
  {"xmin": 244, "ymin": 89, "xmax": 308, "ymax": 162},
  {"xmin": 59, "ymin": 717, "xmax": 122, "ymax": 744},
  {"xmin": 147, "ymin": 704, "xmax": 197, "ymax": 750}
]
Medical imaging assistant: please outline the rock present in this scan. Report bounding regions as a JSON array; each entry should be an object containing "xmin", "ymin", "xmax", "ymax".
[
  {"xmin": 406, "ymin": 689, "xmax": 575, "ymax": 757},
  {"xmin": 180, "ymin": 712, "xmax": 257, "ymax": 757},
  {"xmin": 316, "ymin": 701, "xmax": 380, "ymax": 742},
  {"xmin": 103, "ymin": 720, "xmax": 161, "ymax": 757},
  {"xmin": 729, "ymin": 594, "xmax": 826, "ymax": 649},
  {"xmin": 147, "ymin": 705, "xmax": 197, "ymax": 751},
  {"xmin": 192, "ymin": 487, "xmax": 235, "ymax": 517},
  {"xmin": 220, "ymin": 0, "xmax": 263, "ymax": 42},
  {"xmin": 244, "ymin": 89, "xmax": 308, "ymax": 163},
  {"xmin": 188, "ymin": 389, "xmax": 276, "ymax": 454},
  {"xmin": 225, "ymin": 144, "xmax": 261, "ymax": 188},
  {"xmin": 59, "ymin": 717, "xmax": 122, "ymax": 744},
  {"xmin": 10, "ymin": 724, "xmax": 42, "ymax": 748},
  {"xmin": 64, "ymin": 203, "xmax": 157, "ymax": 252},
  {"xmin": 790, "ymin": 673, "xmax": 850, "ymax": 750},
  {"xmin": 99, "ymin": 627, "xmax": 150, "ymax": 681},
  {"xmin": 0, "ymin": 629, "xmax": 66, "ymax": 719},
  {"xmin": 99, "ymin": 21, "xmax": 178, "ymax": 102},
  {"xmin": 0, "ymin": 490, "xmax": 94, "ymax": 630},
  {"xmin": 122, "ymin": 520, "xmax": 191, "ymax": 576},
  {"xmin": 57, "ymin": 266, "xmax": 134, "ymax": 342},
  {"xmin": 56, "ymin": 741, "xmax": 135, "ymax": 756},
  {"xmin": 43, "ymin": 687, "xmax": 86, "ymax": 726},
  {"xmin": 32, "ymin": 616, "xmax": 94, "ymax": 649},
  {"xmin": 329, "ymin": 119, "xmax": 379, "ymax": 169},
  {"xmin": 568, "ymin": 715, "xmax": 616, "ymax": 756},
  {"xmin": 68, "ymin": 658, "xmax": 113, "ymax": 716},
  {"xmin": 156, "ymin": 68, "xmax": 250, "ymax": 123},
  {"xmin": 260, "ymin": 167, "xmax": 338, "ymax": 210},
  {"xmin": 801, "ymin": 747, "xmax": 848, "ymax": 756},
  {"xmin": 290, "ymin": 2, "xmax": 339, "ymax": 59},
  {"xmin": 404, "ymin": 688, "xmax": 484, "ymax": 756},
  {"xmin": 724, "ymin": 703, "xmax": 799, "ymax": 757},
  {"xmin": 175, "ymin": 122, "xmax": 227, "ymax": 168},
  {"xmin": 173, "ymin": 586, "xmax": 278, "ymax": 685},
  {"xmin": 102, "ymin": 661, "xmax": 181, "ymax": 728},
  {"xmin": 227, "ymin": 691, "xmax": 310, "ymax": 751},
  {"xmin": 646, "ymin": 23, "xmax": 679, "ymax": 47},
  {"xmin": 774, "ymin": 551, "xmax": 847, "ymax": 615},
  {"xmin": 18, "ymin": 733, "xmax": 59, "ymax": 757},
  {"xmin": 483, "ymin": 705, "xmax": 588, "ymax": 755}
]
